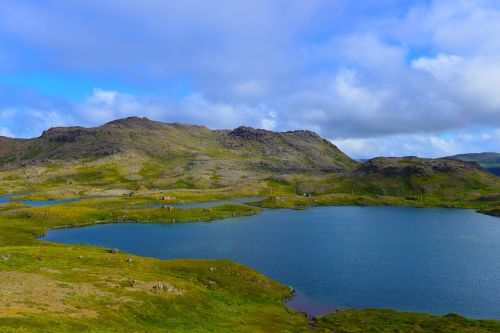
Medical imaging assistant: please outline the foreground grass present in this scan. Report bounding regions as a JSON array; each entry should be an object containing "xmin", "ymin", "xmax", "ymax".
[
  {"xmin": 0, "ymin": 247, "xmax": 307, "ymax": 332},
  {"xmin": 0, "ymin": 191, "xmax": 499, "ymax": 332},
  {"xmin": 314, "ymin": 309, "xmax": 500, "ymax": 332},
  {"xmin": 0, "ymin": 196, "xmax": 311, "ymax": 332}
]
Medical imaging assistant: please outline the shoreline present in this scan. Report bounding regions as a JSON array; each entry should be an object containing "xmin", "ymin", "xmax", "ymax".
[{"xmin": 37, "ymin": 201, "xmax": 500, "ymax": 322}]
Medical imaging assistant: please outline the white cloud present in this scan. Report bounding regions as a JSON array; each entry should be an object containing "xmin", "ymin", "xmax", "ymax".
[
  {"xmin": 333, "ymin": 129, "xmax": 499, "ymax": 159},
  {"xmin": 0, "ymin": 1, "xmax": 499, "ymax": 156},
  {"xmin": 411, "ymin": 54, "xmax": 463, "ymax": 79},
  {"xmin": 0, "ymin": 127, "xmax": 13, "ymax": 137},
  {"xmin": 72, "ymin": 89, "xmax": 280, "ymax": 132}
]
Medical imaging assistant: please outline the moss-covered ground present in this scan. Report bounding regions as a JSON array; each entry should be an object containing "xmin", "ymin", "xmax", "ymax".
[
  {"xmin": 0, "ymin": 194, "xmax": 312, "ymax": 332},
  {"xmin": 0, "ymin": 188, "xmax": 498, "ymax": 332}
]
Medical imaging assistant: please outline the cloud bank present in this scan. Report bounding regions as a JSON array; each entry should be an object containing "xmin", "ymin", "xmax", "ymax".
[{"xmin": 0, "ymin": 0, "xmax": 499, "ymax": 158}]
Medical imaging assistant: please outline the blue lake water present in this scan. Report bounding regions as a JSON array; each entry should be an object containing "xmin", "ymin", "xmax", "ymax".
[
  {"xmin": 42, "ymin": 206, "xmax": 500, "ymax": 319},
  {"xmin": 0, "ymin": 194, "xmax": 80, "ymax": 206}
]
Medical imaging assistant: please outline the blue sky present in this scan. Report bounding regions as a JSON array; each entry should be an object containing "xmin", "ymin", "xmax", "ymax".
[{"xmin": 0, "ymin": 0, "xmax": 499, "ymax": 158}]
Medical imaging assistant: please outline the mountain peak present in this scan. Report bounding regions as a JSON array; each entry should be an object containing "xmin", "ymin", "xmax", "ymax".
[
  {"xmin": 105, "ymin": 116, "xmax": 153, "ymax": 126},
  {"xmin": 0, "ymin": 117, "xmax": 358, "ymax": 173},
  {"xmin": 229, "ymin": 126, "xmax": 272, "ymax": 139}
]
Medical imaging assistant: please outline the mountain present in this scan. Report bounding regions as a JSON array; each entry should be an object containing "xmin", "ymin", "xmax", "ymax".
[
  {"xmin": 0, "ymin": 117, "xmax": 357, "ymax": 190},
  {"xmin": 341, "ymin": 156, "xmax": 499, "ymax": 197},
  {"xmin": 446, "ymin": 153, "xmax": 500, "ymax": 176},
  {"xmin": 1, "ymin": 118, "xmax": 498, "ymax": 200}
]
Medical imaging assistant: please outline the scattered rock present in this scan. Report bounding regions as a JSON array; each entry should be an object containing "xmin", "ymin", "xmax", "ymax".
[
  {"xmin": 153, "ymin": 282, "xmax": 165, "ymax": 293},
  {"xmin": 153, "ymin": 282, "xmax": 180, "ymax": 294},
  {"xmin": 1, "ymin": 253, "xmax": 11, "ymax": 261},
  {"xmin": 209, "ymin": 267, "xmax": 216, "ymax": 272},
  {"xmin": 110, "ymin": 248, "xmax": 120, "ymax": 254},
  {"xmin": 126, "ymin": 258, "xmax": 133, "ymax": 263}
]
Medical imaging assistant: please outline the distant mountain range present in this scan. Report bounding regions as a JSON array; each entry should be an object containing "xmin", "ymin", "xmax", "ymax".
[{"xmin": 446, "ymin": 152, "xmax": 500, "ymax": 176}]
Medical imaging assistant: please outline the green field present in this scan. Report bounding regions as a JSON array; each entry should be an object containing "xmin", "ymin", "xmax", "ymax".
[{"xmin": 0, "ymin": 189, "xmax": 498, "ymax": 332}]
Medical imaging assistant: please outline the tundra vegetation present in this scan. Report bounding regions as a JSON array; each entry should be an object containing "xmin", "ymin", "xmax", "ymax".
[{"xmin": 0, "ymin": 117, "xmax": 498, "ymax": 331}]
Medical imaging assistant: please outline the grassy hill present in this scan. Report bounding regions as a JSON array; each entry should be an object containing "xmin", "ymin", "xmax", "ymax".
[
  {"xmin": 0, "ymin": 119, "xmax": 499, "ymax": 331},
  {"xmin": 447, "ymin": 152, "xmax": 500, "ymax": 176},
  {"xmin": 343, "ymin": 156, "xmax": 497, "ymax": 197},
  {"xmin": 255, "ymin": 156, "xmax": 499, "ymax": 216},
  {"xmin": 0, "ymin": 120, "xmax": 498, "ymax": 214},
  {"xmin": 0, "ymin": 117, "xmax": 356, "ymax": 195}
]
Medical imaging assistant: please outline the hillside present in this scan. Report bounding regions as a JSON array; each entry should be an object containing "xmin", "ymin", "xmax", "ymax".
[
  {"xmin": 247, "ymin": 155, "xmax": 499, "ymax": 215},
  {"xmin": 0, "ymin": 119, "xmax": 498, "ymax": 209},
  {"xmin": 342, "ymin": 156, "xmax": 499, "ymax": 198},
  {"xmin": 0, "ymin": 120, "xmax": 499, "ymax": 331},
  {"xmin": 446, "ymin": 152, "xmax": 500, "ymax": 176},
  {"xmin": 0, "ymin": 117, "xmax": 357, "ymax": 193}
]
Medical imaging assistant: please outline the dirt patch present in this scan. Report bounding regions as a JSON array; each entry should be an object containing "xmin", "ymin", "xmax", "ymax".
[
  {"xmin": 40, "ymin": 268, "xmax": 62, "ymax": 274},
  {"xmin": 87, "ymin": 273, "xmax": 184, "ymax": 296},
  {"xmin": 0, "ymin": 271, "xmax": 106, "ymax": 318},
  {"xmin": 127, "ymin": 280, "xmax": 184, "ymax": 296}
]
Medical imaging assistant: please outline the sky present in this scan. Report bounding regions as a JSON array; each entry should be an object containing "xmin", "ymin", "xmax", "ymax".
[{"xmin": 0, "ymin": 0, "xmax": 499, "ymax": 158}]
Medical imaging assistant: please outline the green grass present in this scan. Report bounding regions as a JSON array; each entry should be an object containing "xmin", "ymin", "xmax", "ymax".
[
  {"xmin": 0, "ymin": 153, "xmax": 498, "ymax": 331},
  {"xmin": 0, "ymin": 196, "xmax": 311, "ymax": 332},
  {"xmin": 314, "ymin": 309, "xmax": 500, "ymax": 332},
  {"xmin": 0, "ymin": 191, "xmax": 499, "ymax": 332},
  {"xmin": 250, "ymin": 191, "xmax": 500, "ymax": 214},
  {"xmin": 21, "ymin": 147, "xmax": 42, "ymax": 161},
  {"xmin": 0, "ymin": 155, "xmax": 15, "ymax": 166}
]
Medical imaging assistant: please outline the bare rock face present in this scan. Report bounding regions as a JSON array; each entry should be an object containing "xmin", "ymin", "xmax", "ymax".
[
  {"xmin": 41, "ymin": 127, "xmax": 90, "ymax": 143},
  {"xmin": 229, "ymin": 126, "xmax": 272, "ymax": 141}
]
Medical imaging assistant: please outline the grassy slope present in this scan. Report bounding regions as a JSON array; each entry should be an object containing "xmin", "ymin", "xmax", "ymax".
[
  {"xmin": 447, "ymin": 152, "xmax": 500, "ymax": 176},
  {"xmin": 0, "ymin": 117, "xmax": 357, "ymax": 193},
  {"xmin": 0, "ymin": 192, "xmax": 498, "ymax": 332},
  {"xmin": 251, "ymin": 158, "xmax": 500, "ymax": 216},
  {"xmin": 314, "ymin": 309, "xmax": 500, "ymax": 332},
  {"xmin": 0, "ymin": 195, "xmax": 310, "ymax": 332}
]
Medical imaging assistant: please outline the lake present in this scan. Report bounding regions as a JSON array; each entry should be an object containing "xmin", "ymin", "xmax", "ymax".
[{"xmin": 42, "ymin": 205, "xmax": 500, "ymax": 319}]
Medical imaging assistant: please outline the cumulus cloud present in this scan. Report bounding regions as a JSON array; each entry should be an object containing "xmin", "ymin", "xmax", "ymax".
[
  {"xmin": 0, "ymin": 89, "xmax": 282, "ymax": 138},
  {"xmin": 0, "ymin": 0, "xmax": 498, "ymax": 157},
  {"xmin": 0, "ymin": 127, "xmax": 13, "ymax": 137},
  {"xmin": 0, "ymin": 106, "xmax": 74, "ymax": 138},
  {"xmin": 334, "ymin": 129, "xmax": 500, "ymax": 159}
]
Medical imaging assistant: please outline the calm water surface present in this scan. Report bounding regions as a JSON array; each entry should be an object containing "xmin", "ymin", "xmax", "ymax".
[{"xmin": 42, "ymin": 206, "xmax": 500, "ymax": 319}]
